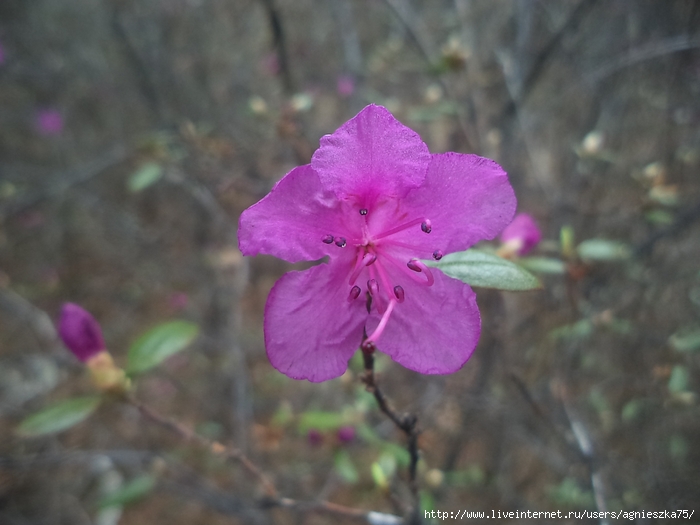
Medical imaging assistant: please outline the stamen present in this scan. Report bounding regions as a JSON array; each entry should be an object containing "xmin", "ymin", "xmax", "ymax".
[
  {"xmin": 367, "ymin": 279, "xmax": 379, "ymax": 296},
  {"xmin": 393, "ymin": 285, "xmax": 405, "ymax": 302},
  {"xmin": 359, "ymin": 208, "xmax": 368, "ymax": 216},
  {"xmin": 406, "ymin": 258, "xmax": 435, "ymax": 286},
  {"xmin": 364, "ymin": 299, "xmax": 397, "ymax": 346},
  {"xmin": 373, "ymin": 218, "xmax": 427, "ymax": 241},
  {"xmin": 347, "ymin": 285, "xmax": 361, "ymax": 302},
  {"xmin": 432, "ymin": 249, "xmax": 443, "ymax": 260},
  {"xmin": 421, "ymin": 219, "xmax": 432, "ymax": 234},
  {"xmin": 348, "ymin": 252, "xmax": 378, "ymax": 285},
  {"xmin": 368, "ymin": 265, "xmax": 385, "ymax": 314},
  {"xmin": 335, "ymin": 237, "xmax": 347, "ymax": 248},
  {"xmin": 322, "ymin": 235, "xmax": 334, "ymax": 244},
  {"xmin": 383, "ymin": 253, "xmax": 436, "ymax": 287}
]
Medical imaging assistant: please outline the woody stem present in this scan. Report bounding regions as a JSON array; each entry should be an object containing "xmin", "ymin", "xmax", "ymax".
[{"xmin": 360, "ymin": 341, "xmax": 420, "ymax": 524}]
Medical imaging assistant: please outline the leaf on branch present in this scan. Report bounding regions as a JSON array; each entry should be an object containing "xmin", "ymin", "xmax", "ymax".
[
  {"xmin": 127, "ymin": 321, "xmax": 199, "ymax": 374},
  {"xmin": 517, "ymin": 256, "xmax": 567, "ymax": 275},
  {"xmin": 334, "ymin": 450, "xmax": 359, "ymax": 484},
  {"xmin": 127, "ymin": 162, "xmax": 163, "ymax": 193},
  {"xmin": 97, "ymin": 474, "xmax": 156, "ymax": 509},
  {"xmin": 426, "ymin": 249, "xmax": 542, "ymax": 291},
  {"xmin": 576, "ymin": 239, "xmax": 631, "ymax": 261},
  {"xmin": 297, "ymin": 411, "xmax": 346, "ymax": 433},
  {"xmin": 17, "ymin": 396, "xmax": 102, "ymax": 437}
]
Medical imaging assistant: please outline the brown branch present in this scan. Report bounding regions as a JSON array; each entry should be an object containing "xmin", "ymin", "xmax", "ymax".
[
  {"xmin": 125, "ymin": 394, "xmax": 278, "ymax": 498},
  {"xmin": 125, "ymin": 394, "xmax": 404, "ymax": 523},
  {"xmin": 360, "ymin": 343, "xmax": 420, "ymax": 524}
]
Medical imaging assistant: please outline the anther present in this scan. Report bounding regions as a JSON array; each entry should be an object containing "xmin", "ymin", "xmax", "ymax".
[
  {"xmin": 322, "ymin": 235, "xmax": 334, "ymax": 244},
  {"xmin": 348, "ymin": 252, "xmax": 379, "ymax": 285},
  {"xmin": 367, "ymin": 279, "xmax": 379, "ymax": 296},
  {"xmin": 347, "ymin": 285, "xmax": 361, "ymax": 302},
  {"xmin": 335, "ymin": 237, "xmax": 347, "ymax": 248},
  {"xmin": 359, "ymin": 208, "xmax": 368, "ymax": 216},
  {"xmin": 421, "ymin": 219, "xmax": 432, "ymax": 234},
  {"xmin": 407, "ymin": 260, "xmax": 422, "ymax": 272},
  {"xmin": 393, "ymin": 285, "xmax": 405, "ymax": 303},
  {"xmin": 406, "ymin": 258, "xmax": 435, "ymax": 286},
  {"xmin": 432, "ymin": 249, "xmax": 443, "ymax": 260}
]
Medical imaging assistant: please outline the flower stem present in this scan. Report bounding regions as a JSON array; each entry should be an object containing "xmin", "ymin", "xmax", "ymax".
[{"xmin": 360, "ymin": 343, "xmax": 421, "ymax": 524}]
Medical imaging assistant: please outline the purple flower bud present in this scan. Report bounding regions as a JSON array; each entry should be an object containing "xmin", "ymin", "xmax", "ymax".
[
  {"xmin": 337, "ymin": 426, "xmax": 355, "ymax": 444},
  {"xmin": 58, "ymin": 303, "xmax": 105, "ymax": 362},
  {"xmin": 307, "ymin": 429, "xmax": 323, "ymax": 447},
  {"xmin": 35, "ymin": 109, "xmax": 64, "ymax": 136},
  {"xmin": 500, "ymin": 213, "xmax": 542, "ymax": 256}
]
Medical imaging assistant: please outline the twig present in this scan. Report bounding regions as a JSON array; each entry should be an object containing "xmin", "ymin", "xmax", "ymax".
[
  {"xmin": 126, "ymin": 394, "xmax": 404, "ymax": 523},
  {"xmin": 125, "ymin": 394, "xmax": 278, "ymax": 499},
  {"xmin": 379, "ymin": 0, "xmax": 477, "ymax": 152},
  {"xmin": 360, "ymin": 344, "xmax": 420, "ymax": 524}
]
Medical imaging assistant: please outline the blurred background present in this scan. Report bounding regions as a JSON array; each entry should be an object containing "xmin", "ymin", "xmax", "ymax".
[{"xmin": 1, "ymin": 0, "xmax": 699, "ymax": 523}]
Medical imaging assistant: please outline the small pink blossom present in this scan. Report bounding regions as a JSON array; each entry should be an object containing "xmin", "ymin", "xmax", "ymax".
[
  {"xmin": 499, "ymin": 213, "xmax": 541, "ymax": 256},
  {"xmin": 58, "ymin": 303, "xmax": 106, "ymax": 362},
  {"xmin": 336, "ymin": 75, "xmax": 355, "ymax": 97},
  {"xmin": 36, "ymin": 109, "xmax": 64, "ymax": 136},
  {"xmin": 168, "ymin": 292, "xmax": 189, "ymax": 311},
  {"xmin": 239, "ymin": 105, "xmax": 516, "ymax": 382},
  {"xmin": 337, "ymin": 426, "xmax": 356, "ymax": 443},
  {"xmin": 307, "ymin": 429, "xmax": 323, "ymax": 447}
]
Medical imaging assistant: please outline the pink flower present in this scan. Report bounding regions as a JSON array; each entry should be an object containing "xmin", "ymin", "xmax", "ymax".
[
  {"xmin": 238, "ymin": 105, "xmax": 516, "ymax": 382},
  {"xmin": 499, "ymin": 213, "xmax": 541, "ymax": 256},
  {"xmin": 337, "ymin": 426, "xmax": 356, "ymax": 443},
  {"xmin": 36, "ymin": 109, "xmax": 64, "ymax": 136},
  {"xmin": 336, "ymin": 75, "xmax": 355, "ymax": 97},
  {"xmin": 58, "ymin": 303, "xmax": 106, "ymax": 362}
]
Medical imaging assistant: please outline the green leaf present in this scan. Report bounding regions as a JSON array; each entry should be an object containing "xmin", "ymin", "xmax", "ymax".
[
  {"xmin": 17, "ymin": 396, "xmax": 102, "ymax": 437},
  {"xmin": 669, "ymin": 328, "xmax": 700, "ymax": 353},
  {"xmin": 371, "ymin": 462, "xmax": 389, "ymax": 489},
  {"xmin": 334, "ymin": 450, "xmax": 359, "ymax": 484},
  {"xmin": 297, "ymin": 411, "xmax": 346, "ymax": 433},
  {"xmin": 560, "ymin": 225, "xmax": 576, "ymax": 258},
  {"xmin": 518, "ymin": 257, "xmax": 567, "ymax": 274},
  {"xmin": 127, "ymin": 321, "xmax": 199, "ymax": 374},
  {"xmin": 621, "ymin": 399, "xmax": 644, "ymax": 423},
  {"xmin": 668, "ymin": 365, "xmax": 690, "ymax": 394},
  {"xmin": 426, "ymin": 249, "xmax": 541, "ymax": 291},
  {"xmin": 446, "ymin": 465, "xmax": 485, "ymax": 487},
  {"xmin": 97, "ymin": 475, "xmax": 156, "ymax": 509},
  {"xmin": 128, "ymin": 162, "xmax": 164, "ymax": 192},
  {"xmin": 548, "ymin": 319, "xmax": 593, "ymax": 342},
  {"xmin": 576, "ymin": 239, "xmax": 631, "ymax": 261}
]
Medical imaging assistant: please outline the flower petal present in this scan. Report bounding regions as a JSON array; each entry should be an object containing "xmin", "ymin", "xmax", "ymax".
[
  {"xmin": 368, "ymin": 269, "xmax": 480, "ymax": 374},
  {"xmin": 400, "ymin": 152, "xmax": 517, "ymax": 258},
  {"xmin": 264, "ymin": 260, "xmax": 367, "ymax": 382},
  {"xmin": 238, "ymin": 165, "xmax": 359, "ymax": 263},
  {"xmin": 311, "ymin": 105, "xmax": 430, "ymax": 199}
]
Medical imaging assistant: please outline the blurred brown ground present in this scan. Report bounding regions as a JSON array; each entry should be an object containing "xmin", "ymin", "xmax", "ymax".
[{"xmin": 1, "ymin": 1, "xmax": 699, "ymax": 524}]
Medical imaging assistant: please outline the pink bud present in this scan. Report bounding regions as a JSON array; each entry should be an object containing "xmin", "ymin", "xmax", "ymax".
[
  {"xmin": 336, "ymin": 75, "xmax": 355, "ymax": 97},
  {"xmin": 337, "ymin": 426, "xmax": 355, "ymax": 444},
  {"xmin": 35, "ymin": 109, "xmax": 64, "ymax": 136},
  {"xmin": 307, "ymin": 429, "xmax": 323, "ymax": 447},
  {"xmin": 500, "ymin": 213, "xmax": 542, "ymax": 256},
  {"xmin": 58, "ymin": 303, "xmax": 105, "ymax": 362}
]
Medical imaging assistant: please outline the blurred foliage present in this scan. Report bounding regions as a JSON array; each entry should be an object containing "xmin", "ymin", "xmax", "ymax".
[{"xmin": 1, "ymin": 0, "xmax": 700, "ymax": 523}]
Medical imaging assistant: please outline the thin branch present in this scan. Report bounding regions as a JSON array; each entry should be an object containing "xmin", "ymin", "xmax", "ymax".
[
  {"xmin": 125, "ymin": 393, "xmax": 404, "ymax": 523},
  {"xmin": 360, "ymin": 345, "xmax": 420, "ymax": 524},
  {"xmin": 125, "ymin": 394, "xmax": 277, "ymax": 499}
]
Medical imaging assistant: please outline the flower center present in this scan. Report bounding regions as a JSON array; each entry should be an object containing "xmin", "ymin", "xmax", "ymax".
[{"xmin": 320, "ymin": 203, "xmax": 444, "ymax": 347}]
